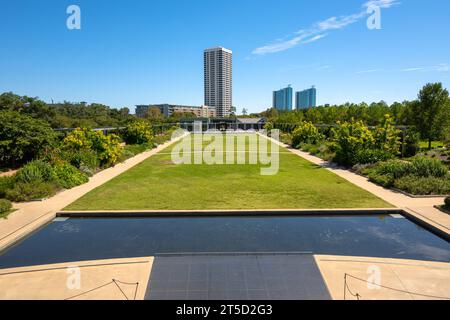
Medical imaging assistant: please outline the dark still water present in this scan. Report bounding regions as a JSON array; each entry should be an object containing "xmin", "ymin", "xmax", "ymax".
[{"xmin": 1, "ymin": 214, "xmax": 449, "ymax": 268}]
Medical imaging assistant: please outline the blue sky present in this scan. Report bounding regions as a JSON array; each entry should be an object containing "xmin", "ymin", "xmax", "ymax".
[{"xmin": 0, "ymin": 0, "xmax": 449, "ymax": 113}]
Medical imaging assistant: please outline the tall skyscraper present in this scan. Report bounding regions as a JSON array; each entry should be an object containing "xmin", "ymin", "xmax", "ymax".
[
  {"xmin": 272, "ymin": 86, "xmax": 293, "ymax": 111},
  {"xmin": 296, "ymin": 86, "xmax": 317, "ymax": 109},
  {"xmin": 204, "ymin": 47, "xmax": 232, "ymax": 117}
]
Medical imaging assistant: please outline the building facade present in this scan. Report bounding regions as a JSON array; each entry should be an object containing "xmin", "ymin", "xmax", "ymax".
[
  {"xmin": 295, "ymin": 87, "xmax": 317, "ymax": 109},
  {"xmin": 272, "ymin": 86, "xmax": 293, "ymax": 111},
  {"xmin": 204, "ymin": 47, "xmax": 233, "ymax": 117},
  {"xmin": 135, "ymin": 104, "xmax": 216, "ymax": 118}
]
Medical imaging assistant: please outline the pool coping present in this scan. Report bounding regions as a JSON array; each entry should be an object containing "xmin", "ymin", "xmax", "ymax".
[{"xmin": 58, "ymin": 208, "xmax": 401, "ymax": 217}]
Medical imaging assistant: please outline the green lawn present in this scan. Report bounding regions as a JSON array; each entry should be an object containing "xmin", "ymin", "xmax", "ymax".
[
  {"xmin": 65, "ymin": 134, "xmax": 391, "ymax": 210},
  {"xmin": 419, "ymin": 141, "xmax": 444, "ymax": 150}
]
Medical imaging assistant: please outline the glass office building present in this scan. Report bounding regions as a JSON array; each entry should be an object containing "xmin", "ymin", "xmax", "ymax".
[
  {"xmin": 296, "ymin": 87, "xmax": 317, "ymax": 109},
  {"xmin": 272, "ymin": 86, "xmax": 293, "ymax": 111}
]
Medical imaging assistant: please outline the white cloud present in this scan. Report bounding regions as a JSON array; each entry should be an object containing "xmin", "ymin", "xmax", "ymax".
[
  {"xmin": 317, "ymin": 13, "xmax": 365, "ymax": 31},
  {"xmin": 303, "ymin": 34, "xmax": 327, "ymax": 44},
  {"xmin": 402, "ymin": 64, "xmax": 450, "ymax": 72},
  {"xmin": 316, "ymin": 65, "xmax": 331, "ymax": 71},
  {"xmin": 252, "ymin": 0, "xmax": 399, "ymax": 55},
  {"xmin": 402, "ymin": 67, "xmax": 425, "ymax": 72},
  {"xmin": 364, "ymin": 0, "xmax": 400, "ymax": 9},
  {"xmin": 356, "ymin": 69, "xmax": 380, "ymax": 74},
  {"xmin": 436, "ymin": 63, "xmax": 450, "ymax": 72}
]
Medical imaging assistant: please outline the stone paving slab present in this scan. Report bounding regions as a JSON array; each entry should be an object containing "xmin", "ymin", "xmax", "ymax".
[{"xmin": 145, "ymin": 254, "xmax": 331, "ymax": 300}]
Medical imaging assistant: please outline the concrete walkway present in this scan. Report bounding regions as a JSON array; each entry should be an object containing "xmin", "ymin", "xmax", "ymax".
[
  {"xmin": 262, "ymin": 134, "xmax": 450, "ymax": 236},
  {"xmin": 0, "ymin": 133, "xmax": 187, "ymax": 252},
  {"xmin": 315, "ymin": 255, "xmax": 450, "ymax": 300},
  {"xmin": 0, "ymin": 257, "xmax": 153, "ymax": 300}
]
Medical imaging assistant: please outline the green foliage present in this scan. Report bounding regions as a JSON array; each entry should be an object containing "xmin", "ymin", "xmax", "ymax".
[
  {"xmin": 403, "ymin": 131, "xmax": 420, "ymax": 157},
  {"xmin": 52, "ymin": 162, "xmax": 89, "ymax": 189},
  {"xmin": 354, "ymin": 149, "xmax": 393, "ymax": 165},
  {"xmin": 364, "ymin": 157, "xmax": 449, "ymax": 195},
  {"xmin": 330, "ymin": 119, "xmax": 375, "ymax": 166},
  {"xmin": 368, "ymin": 172, "xmax": 394, "ymax": 188},
  {"xmin": 291, "ymin": 122, "xmax": 324, "ymax": 148},
  {"xmin": 394, "ymin": 175, "xmax": 450, "ymax": 195},
  {"xmin": 0, "ymin": 176, "xmax": 15, "ymax": 198},
  {"xmin": 92, "ymin": 133, "xmax": 122, "ymax": 167},
  {"xmin": 118, "ymin": 149, "xmax": 136, "ymax": 163},
  {"xmin": 410, "ymin": 157, "xmax": 448, "ymax": 178},
  {"xmin": 62, "ymin": 149, "xmax": 99, "ymax": 172},
  {"xmin": 411, "ymin": 83, "xmax": 450, "ymax": 149},
  {"xmin": 6, "ymin": 181, "xmax": 57, "ymax": 202},
  {"xmin": 0, "ymin": 199, "xmax": 12, "ymax": 214},
  {"xmin": 445, "ymin": 196, "xmax": 450, "ymax": 207},
  {"xmin": 62, "ymin": 128, "xmax": 93, "ymax": 150},
  {"xmin": 263, "ymin": 122, "xmax": 274, "ymax": 133},
  {"xmin": 15, "ymin": 160, "xmax": 54, "ymax": 183},
  {"xmin": 63, "ymin": 128, "xmax": 122, "ymax": 167},
  {"xmin": 0, "ymin": 110, "xmax": 56, "ymax": 167},
  {"xmin": 374, "ymin": 114, "xmax": 401, "ymax": 155},
  {"xmin": 118, "ymin": 143, "xmax": 152, "ymax": 162},
  {"xmin": 375, "ymin": 160, "xmax": 414, "ymax": 179},
  {"xmin": 123, "ymin": 120, "xmax": 153, "ymax": 145}
]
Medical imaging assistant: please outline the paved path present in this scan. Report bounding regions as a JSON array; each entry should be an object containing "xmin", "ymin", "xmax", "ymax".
[
  {"xmin": 0, "ymin": 133, "xmax": 187, "ymax": 252},
  {"xmin": 262, "ymin": 134, "xmax": 450, "ymax": 236}
]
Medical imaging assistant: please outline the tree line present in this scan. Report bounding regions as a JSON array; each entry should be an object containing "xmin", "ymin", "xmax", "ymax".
[{"xmin": 258, "ymin": 83, "xmax": 450, "ymax": 150}]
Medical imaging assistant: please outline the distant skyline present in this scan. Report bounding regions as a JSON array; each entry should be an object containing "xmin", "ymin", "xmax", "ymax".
[{"xmin": 0, "ymin": 0, "xmax": 449, "ymax": 113}]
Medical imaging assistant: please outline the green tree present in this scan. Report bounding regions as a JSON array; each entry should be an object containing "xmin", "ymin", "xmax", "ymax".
[
  {"xmin": 412, "ymin": 83, "xmax": 450, "ymax": 149},
  {"xmin": 0, "ymin": 110, "xmax": 57, "ymax": 167},
  {"xmin": 145, "ymin": 107, "xmax": 163, "ymax": 121}
]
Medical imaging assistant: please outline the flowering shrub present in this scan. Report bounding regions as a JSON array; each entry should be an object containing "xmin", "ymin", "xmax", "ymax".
[
  {"xmin": 291, "ymin": 122, "xmax": 324, "ymax": 148},
  {"xmin": 63, "ymin": 128, "xmax": 93, "ymax": 151},
  {"xmin": 374, "ymin": 114, "xmax": 401, "ymax": 155},
  {"xmin": 329, "ymin": 119, "xmax": 375, "ymax": 166},
  {"xmin": 123, "ymin": 120, "xmax": 153, "ymax": 145},
  {"xmin": 62, "ymin": 128, "xmax": 122, "ymax": 167}
]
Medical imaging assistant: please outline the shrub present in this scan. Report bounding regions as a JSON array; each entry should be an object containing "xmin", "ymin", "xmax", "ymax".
[
  {"xmin": 62, "ymin": 128, "xmax": 122, "ymax": 167},
  {"xmin": 62, "ymin": 128, "xmax": 93, "ymax": 151},
  {"xmin": 0, "ymin": 110, "xmax": 57, "ymax": 167},
  {"xmin": 394, "ymin": 175, "xmax": 450, "ymax": 195},
  {"xmin": 118, "ymin": 149, "xmax": 135, "ymax": 163},
  {"xmin": 6, "ymin": 181, "xmax": 57, "ymax": 202},
  {"xmin": 352, "ymin": 163, "xmax": 376, "ymax": 175},
  {"xmin": 0, "ymin": 176, "xmax": 15, "ymax": 198},
  {"xmin": 368, "ymin": 172, "xmax": 394, "ymax": 188},
  {"xmin": 0, "ymin": 199, "xmax": 12, "ymax": 214},
  {"xmin": 123, "ymin": 120, "xmax": 153, "ymax": 145},
  {"xmin": 410, "ymin": 157, "xmax": 448, "ymax": 178},
  {"xmin": 62, "ymin": 149, "xmax": 99, "ymax": 171},
  {"xmin": 292, "ymin": 122, "xmax": 324, "ymax": 148},
  {"xmin": 15, "ymin": 160, "xmax": 54, "ymax": 183},
  {"xmin": 403, "ymin": 131, "xmax": 420, "ymax": 157},
  {"xmin": 52, "ymin": 162, "xmax": 89, "ymax": 189},
  {"xmin": 445, "ymin": 196, "xmax": 450, "ymax": 207},
  {"xmin": 93, "ymin": 133, "xmax": 122, "ymax": 167},
  {"xmin": 354, "ymin": 149, "xmax": 393, "ymax": 165},
  {"xmin": 374, "ymin": 114, "xmax": 401, "ymax": 155},
  {"xmin": 375, "ymin": 160, "xmax": 413, "ymax": 179},
  {"xmin": 330, "ymin": 120, "xmax": 375, "ymax": 166}
]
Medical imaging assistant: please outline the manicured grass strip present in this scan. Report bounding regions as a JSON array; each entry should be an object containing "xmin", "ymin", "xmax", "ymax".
[{"xmin": 65, "ymin": 135, "xmax": 392, "ymax": 210}]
